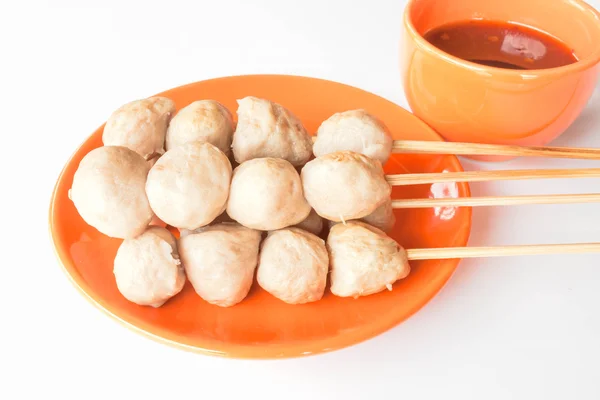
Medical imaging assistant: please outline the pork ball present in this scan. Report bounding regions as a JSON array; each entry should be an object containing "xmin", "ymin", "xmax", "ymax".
[
  {"xmin": 70, "ymin": 146, "xmax": 154, "ymax": 239},
  {"xmin": 301, "ymin": 151, "xmax": 391, "ymax": 222},
  {"xmin": 102, "ymin": 96, "xmax": 175, "ymax": 160},
  {"xmin": 231, "ymin": 96, "xmax": 313, "ymax": 167},
  {"xmin": 313, "ymin": 109, "xmax": 393, "ymax": 164},
  {"xmin": 227, "ymin": 158, "xmax": 311, "ymax": 231},
  {"xmin": 145, "ymin": 141, "xmax": 232, "ymax": 230},
  {"xmin": 292, "ymin": 209, "xmax": 324, "ymax": 235},
  {"xmin": 113, "ymin": 226, "xmax": 185, "ymax": 307},
  {"xmin": 360, "ymin": 199, "xmax": 396, "ymax": 232},
  {"xmin": 327, "ymin": 221, "xmax": 410, "ymax": 298},
  {"xmin": 178, "ymin": 223, "xmax": 262, "ymax": 307},
  {"xmin": 165, "ymin": 100, "xmax": 234, "ymax": 154},
  {"xmin": 326, "ymin": 198, "xmax": 396, "ymax": 233},
  {"xmin": 257, "ymin": 228, "xmax": 329, "ymax": 304}
]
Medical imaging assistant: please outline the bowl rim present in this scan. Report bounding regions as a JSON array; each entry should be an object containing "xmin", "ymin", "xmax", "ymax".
[
  {"xmin": 403, "ymin": 0, "xmax": 600, "ymax": 77},
  {"xmin": 48, "ymin": 74, "xmax": 473, "ymax": 359}
]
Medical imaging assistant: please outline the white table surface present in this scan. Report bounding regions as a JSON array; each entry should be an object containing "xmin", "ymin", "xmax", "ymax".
[{"xmin": 3, "ymin": 0, "xmax": 600, "ymax": 398}]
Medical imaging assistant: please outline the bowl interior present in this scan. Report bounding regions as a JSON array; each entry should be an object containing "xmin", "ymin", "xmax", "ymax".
[{"xmin": 50, "ymin": 75, "xmax": 472, "ymax": 358}]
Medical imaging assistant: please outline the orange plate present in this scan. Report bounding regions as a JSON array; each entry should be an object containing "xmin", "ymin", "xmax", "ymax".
[{"xmin": 49, "ymin": 75, "xmax": 472, "ymax": 359}]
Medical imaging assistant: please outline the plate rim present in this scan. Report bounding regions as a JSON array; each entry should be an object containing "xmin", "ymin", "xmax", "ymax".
[{"xmin": 48, "ymin": 74, "xmax": 473, "ymax": 359}]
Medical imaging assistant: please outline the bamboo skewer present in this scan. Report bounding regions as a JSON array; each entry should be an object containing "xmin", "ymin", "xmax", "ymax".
[
  {"xmin": 307, "ymin": 139, "xmax": 600, "ymax": 260},
  {"xmin": 391, "ymin": 140, "xmax": 600, "ymax": 160},
  {"xmin": 406, "ymin": 243, "xmax": 600, "ymax": 260},
  {"xmin": 309, "ymin": 137, "xmax": 600, "ymax": 159},
  {"xmin": 391, "ymin": 193, "xmax": 600, "ymax": 208},
  {"xmin": 386, "ymin": 168, "xmax": 600, "ymax": 186},
  {"xmin": 385, "ymin": 169, "xmax": 600, "ymax": 208},
  {"xmin": 383, "ymin": 164, "xmax": 600, "ymax": 259}
]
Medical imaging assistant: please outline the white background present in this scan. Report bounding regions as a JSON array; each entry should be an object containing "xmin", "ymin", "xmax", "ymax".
[{"xmin": 2, "ymin": 0, "xmax": 600, "ymax": 399}]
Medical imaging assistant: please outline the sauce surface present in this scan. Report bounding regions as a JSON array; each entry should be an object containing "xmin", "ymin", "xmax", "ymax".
[{"xmin": 423, "ymin": 20, "xmax": 578, "ymax": 70}]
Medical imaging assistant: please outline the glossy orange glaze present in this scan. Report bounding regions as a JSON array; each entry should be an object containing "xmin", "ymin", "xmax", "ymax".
[
  {"xmin": 401, "ymin": 0, "xmax": 600, "ymax": 161},
  {"xmin": 49, "ymin": 75, "xmax": 472, "ymax": 358}
]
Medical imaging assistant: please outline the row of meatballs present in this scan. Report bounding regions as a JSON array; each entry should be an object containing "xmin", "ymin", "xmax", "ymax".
[
  {"xmin": 68, "ymin": 95, "xmax": 410, "ymax": 307},
  {"xmin": 116, "ymin": 220, "xmax": 409, "ymax": 308}
]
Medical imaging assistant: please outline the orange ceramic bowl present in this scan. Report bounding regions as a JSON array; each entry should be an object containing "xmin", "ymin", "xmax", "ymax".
[
  {"xmin": 401, "ymin": 0, "xmax": 600, "ymax": 161},
  {"xmin": 49, "ymin": 75, "xmax": 472, "ymax": 359}
]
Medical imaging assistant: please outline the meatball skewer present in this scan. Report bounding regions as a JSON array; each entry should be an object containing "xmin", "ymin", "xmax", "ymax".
[
  {"xmin": 145, "ymin": 141, "xmax": 232, "ymax": 231},
  {"xmin": 227, "ymin": 157, "xmax": 311, "ymax": 231},
  {"xmin": 327, "ymin": 221, "xmax": 410, "ymax": 299},
  {"xmin": 312, "ymin": 109, "xmax": 600, "ymax": 162},
  {"xmin": 165, "ymin": 100, "xmax": 235, "ymax": 155},
  {"xmin": 303, "ymin": 150, "xmax": 600, "ymax": 232},
  {"xmin": 301, "ymin": 151, "xmax": 392, "ymax": 223},
  {"xmin": 178, "ymin": 223, "xmax": 262, "ymax": 307},
  {"xmin": 102, "ymin": 97, "xmax": 175, "ymax": 160},
  {"xmin": 231, "ymin": 96, "xmax": 314, "ymax": 167},
  {"xmin": 257, "ymin": 228, "xmax": 329, "ymax": 304}
]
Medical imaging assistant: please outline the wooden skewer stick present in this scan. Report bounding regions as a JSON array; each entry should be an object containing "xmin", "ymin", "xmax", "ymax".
[
  {"xmin": 406, "ymin": 242, "xmax": 600, "ymax": 260},
  {"xmin": 392, "ymin": 140, "xmax": 600, "ymax": 160},
  {"xmin": 309, "ymin": 136, "xmax": 600, "ymax": 159},
  {"xmin": 392, "ymin": 193, "xmax": 600, "ymax": 208},
  {"xmin": 386, "ymin": 168, "xmax": 600, "ymax": 186}
]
